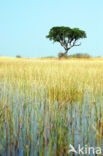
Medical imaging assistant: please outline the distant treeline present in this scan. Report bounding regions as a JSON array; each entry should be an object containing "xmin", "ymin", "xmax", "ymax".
[
  {"xmin": 58, "ymin": 53, "xmax": 91, "ymax": 58},
  {"xmin": 68, "ymin": 53, "xmax": 91, "ymax": 58},
  {"xmin": 16, "ymin": 53, "xmax": 101, "ymax": 59}
]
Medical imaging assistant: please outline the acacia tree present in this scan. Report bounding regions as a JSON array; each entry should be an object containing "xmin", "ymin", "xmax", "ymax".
[{"xmin": 46, "ymin": 26, "xmax": 86, "ymax": 55}]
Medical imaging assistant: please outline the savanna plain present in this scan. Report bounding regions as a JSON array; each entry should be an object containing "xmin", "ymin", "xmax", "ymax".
[{"xmin": 0, "ymin": 57, "xmax": 103, "ymax": 156}]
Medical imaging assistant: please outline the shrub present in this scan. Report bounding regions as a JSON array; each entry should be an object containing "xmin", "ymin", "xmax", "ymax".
[
  {"xmin": 68, "ymin": 53, "xmax": 90, "ymax": 58},
  {"xmin": 58, "ymin": 52, "xmax": 68, "ymax": 59},
  {"xmin": 16, "ymin": 55, "xmax": 22, "ymax": 58}
]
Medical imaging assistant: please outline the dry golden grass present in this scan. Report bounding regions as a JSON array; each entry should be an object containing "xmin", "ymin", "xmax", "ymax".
[{"xmin": 0, "ymin": 57, "xmax": 103, "ymax": 155}]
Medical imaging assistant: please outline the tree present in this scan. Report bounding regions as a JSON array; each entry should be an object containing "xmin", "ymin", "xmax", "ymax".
[{"xmin": 46, "ymin": 26, "xmax": 87, "ymax": 55}]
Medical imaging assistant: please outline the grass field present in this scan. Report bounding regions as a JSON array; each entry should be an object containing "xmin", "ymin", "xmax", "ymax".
[{"xmin": 0, "ymin": 57, "xmax": 103, "ymax": 155}]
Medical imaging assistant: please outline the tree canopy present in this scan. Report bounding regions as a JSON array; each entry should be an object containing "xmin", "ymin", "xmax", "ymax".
[{"xmin": 46, "ymin": 26, "xmax": 87, "ymax": 55}]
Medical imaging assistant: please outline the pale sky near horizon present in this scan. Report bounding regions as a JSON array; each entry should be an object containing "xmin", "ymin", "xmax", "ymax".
[{"xmin": 0, "ymin": 0, "xmax": 103, "ymax": 57}]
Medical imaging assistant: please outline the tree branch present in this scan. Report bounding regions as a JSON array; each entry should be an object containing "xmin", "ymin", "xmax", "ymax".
[
  {"xmin": 60, "ymin": 40, "xmax": 67, "ymax": 49},
  {"xmin": 67, "ymin": 42, "xmax": 81, "ymax": 52},
  {"xmin": 73, "ymin": 42, "xmax": 81, "ymax": 46},
  {"xmin": 72, "ymin": 39, "xmax": 81, "ymax": 47},
  {"xmin": 60, "ymin": 39, "xmax": 81, "ymax": 54}
]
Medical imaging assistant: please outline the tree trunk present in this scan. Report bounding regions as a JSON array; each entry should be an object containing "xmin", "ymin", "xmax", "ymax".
[{"xmin": 64, "ymin": 48, "xmax": 69, "ymax": 54}]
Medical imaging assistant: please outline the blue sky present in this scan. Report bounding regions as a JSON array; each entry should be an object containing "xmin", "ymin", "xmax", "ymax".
[{"xmin": 0, "ymin": 0, "xmax": 103, "ymax": 57}]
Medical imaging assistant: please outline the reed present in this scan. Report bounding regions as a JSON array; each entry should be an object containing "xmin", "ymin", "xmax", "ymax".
[{"xmin": 0, "ymin": 58, "xmax": 103, "ymax": 155}]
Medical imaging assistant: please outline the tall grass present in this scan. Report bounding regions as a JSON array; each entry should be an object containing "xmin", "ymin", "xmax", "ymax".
[{"xmin": 0, "ymin": 58, "xmax": 103, "ymax": 155}]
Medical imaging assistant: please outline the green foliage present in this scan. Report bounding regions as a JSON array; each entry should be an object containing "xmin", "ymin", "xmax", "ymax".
[
  {"xmin": 46, "ymin": 26, "xmax": 87, "ymax": 55},
  {"xmin": 46, "ymin": 27, "xmax": 86, "ymax": 42},
  {"xmin": 46, "ymin": 27, "xmax": 71, "ymax": 42}
]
